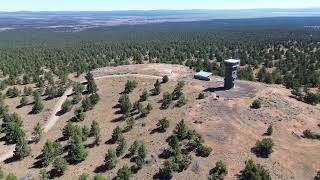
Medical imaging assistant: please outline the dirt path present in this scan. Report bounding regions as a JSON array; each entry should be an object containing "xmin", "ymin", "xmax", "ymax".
[{"xmin": 0, "ymin": 73, "xmax": 162, "ymax": 162}]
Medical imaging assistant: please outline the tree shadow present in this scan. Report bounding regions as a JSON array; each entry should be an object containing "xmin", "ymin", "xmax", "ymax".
[
  {"xmin": 105, "ymin": 138, "xmax": 116, "ymax": 145},
  {"xmin": 111, "ymin": 116, "xmax": 125, "ymax": 123},
  {"xmin": 150, "ymin": 127, "xmax": 165, "ymax": 134},
  {"xmin": 94, "ymin": 164, "xmax": 107, "ymax": 173},
  {"xmin": 55, "ymin": 110, "xmax": 66, "ymax": 117},
  {"xmin": 158, "ymin": 149, "xmax": 171, "ymax": 159},
  {"xmin": 203, "ymin": 86, "xmax": 226, "ymax": 92},
  {"xmin": 250, "ymin": 147, "xmax": 270, "ymax": 158},
  {"xmin": 4, "ymin": 156, "xmax": 19, "ymax": 164},
  {"xmin": 31, "ymin": 158, "xmax": 45, "ymax": 169}
]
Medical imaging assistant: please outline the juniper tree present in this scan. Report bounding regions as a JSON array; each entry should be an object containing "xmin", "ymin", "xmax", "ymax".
[
  {"xmin": 14, "ymin": 137, "xmax": 31, "ymax": 160},
  {"xmin": 157, "ymin": 117, "xmax": 170, "ymax": 132},
  {"xmin": 52, "ymin": 157, "xmax": 68, "ymax": 176},
  {"xmin": 32, "ymin": 122, "xmax": 44, "ymax": 143},
  {"xmin": 105, "ymin": 148, "xmax": 118, "ymax": 170},
  {"xmin": 68, "ymin": 135, "xmax": 88, "ymax": 162},
  {"xmin": 90, "ymin": 121, "xmax": 101, "ymax": 145},
  {"xmin": 19, "ymin": 96, "xmax": 28, "ymax": 107},
  {"xmin": 32, "ymin": 91, "xmax": 44, "ymax": 114},
  {"xmin": 116, "ymin": 137, "xmax": 128, "ymax": 157}
]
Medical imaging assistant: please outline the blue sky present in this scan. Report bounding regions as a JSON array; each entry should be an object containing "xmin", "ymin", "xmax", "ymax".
[{"xmin": 1, "ymin": 0, "xmax": 320, "ymax": 11}]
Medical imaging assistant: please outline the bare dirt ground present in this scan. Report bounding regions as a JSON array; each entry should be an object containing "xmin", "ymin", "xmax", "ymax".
[{"xmin": 0, "ymin": 64, "xmax": 319, "ymax": 180}]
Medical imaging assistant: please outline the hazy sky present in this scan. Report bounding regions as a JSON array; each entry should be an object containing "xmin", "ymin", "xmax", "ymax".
[{"xmin": 1, "ymin": 0, "xmax": 320, "ymax": 11}]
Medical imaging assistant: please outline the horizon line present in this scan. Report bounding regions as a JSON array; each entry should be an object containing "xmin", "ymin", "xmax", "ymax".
[{"xmin": 1, "ymin": 7, "xmax": 320, "ymax": 13}]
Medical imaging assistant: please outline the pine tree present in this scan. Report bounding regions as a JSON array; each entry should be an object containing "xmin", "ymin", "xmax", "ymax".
[
  {"xmin": 32, "ymin": 122, "xmax": 44, "ymax": 143},
  {"xmin": 52, "ymin": 157, "xmax": 68, "ymax": 176},
  {"xmin": 116, "ymin": 165, "xmax": 133, "ymax": 180},
  {"xmin": 86, "ymin": 79, "xmax": 98, "ymax": 94},
  {"xmin": 68, "ymin": 135, "xmax": 88, "ymax": 162},
  {"xmin": 116, "ymin": 137, "xmax": 127, "ymax": 157},
  {"xmin": 90, "ymin": 121, "xmax": 101, "ymax": 145},
  {"xmin": 105, "ymin": 148, "xmax": 118, "ymax": 170},
  {"xmin": 39, "ymin": 169, "xmax": 49, "ymax": 180},
  {"xmin": 152, "ymin": 80, "xmax": 161, "ymax": 95},
  {"xmin": 128, "ymin": 140, "xmax": 139, "ymax": 156},
  {"xmin": 112, "ymin": 126, "xmax": 123, "ymax": 142},
  {"xmin": 138, "ymin": 143, "xmax": 147, "ymax": 159},
  {"xmin": 174, "ymin": 120, "xmax": 189, "ymax": 140},
  {"xmin": 19, "ymin": 96, "xmax": 28, "ymax": 107},
  {"xmin": 157, "ymin": 117, "xmax": 170, "ymax": 132},
  {"xmin": 14, "ymin": 137, "xmax": 31, "ymax": 160},
  {"xmin": 32, "ymin": 91, "xmax": 44, "ymax": 114}
]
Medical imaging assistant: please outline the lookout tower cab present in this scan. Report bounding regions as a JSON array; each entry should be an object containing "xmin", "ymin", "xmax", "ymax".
[{"xmin": 224, "ymin": 59, "xmax": 240, "ymax": 90}]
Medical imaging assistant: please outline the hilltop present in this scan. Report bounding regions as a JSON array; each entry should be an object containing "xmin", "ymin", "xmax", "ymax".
[{"xmin": 0, "ymin": 64, "xmax": 319, "ymax": 179}]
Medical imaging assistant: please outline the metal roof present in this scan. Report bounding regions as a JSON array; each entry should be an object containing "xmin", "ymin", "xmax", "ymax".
[
  {"xmin": 224, "ymin": 59, "xmax": 240, "ymax": 64},
  {"xmin": 195, "ymin": 71, "xmax": 212, "ymax": 77}
]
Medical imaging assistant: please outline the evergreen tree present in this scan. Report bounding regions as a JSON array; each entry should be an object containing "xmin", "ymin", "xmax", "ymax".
[
  {"xmin": 52, "ymin": 157, "xmax": 68, "ymax": 176},
  {"xmin": 116, "ymin": 137, "xmax": 127, "ymax": 157},
  {"xmin": 209, "ymin": 160, "xmax": 228, "ymax": 180},
  {"xmin": 112, "ymin": 126, "xmax": 123, "ymax": 142},
  {"xmin": 14, "ymin": 137, "xmax": 31, "ymax": 160},
  {"xmin": 241, "ymin": 160, "xmax": 270, "ymax": 180},
  {"xmin": 157, "ymin": 117, "xmax": 170, "ymax": 132},
  {"xmin": 86, "ymin": 79, "xmax": 98, "ymax": 94},
  {"xmin": 68, "ymin": 135, "xmax": 88, "ymax": 163},
  {"xmin": 174, "ymin": 120, "xmax": 189, "ymax": 140},
  {"xmin": 90, "ymin": 121, "xmax": 101, "ymax": 145},
  {"xmin": 19, "ymin": 96, "xmax": 28, "ymax": 107},
  {"xmin": 140, "ymin": 89, "xmax": 149, "ymax": 102},
  {"xmin": 128, "ymin": 140, "xmax": 139, "ymax": 156},
  {"xmin": 138, "ymin": 143, "xmax": 147, "ymax": 159},
  {"xmin": 105, "ymin": 148, "xmax": 118, "ymax": 170},
  {"xmin": 73, "ymin": 107, "xmax": 86, "ymax": 122},
  {"xmin": 39, "ymin": 169, "xmax": 49, "ymax": 180},
  {"xmin": 161, "ymin": 92, "xmax": 172, "ymax": 109},
  {"xmin": 116, "ymin": 165, "xmax": 133, "ymax": 180},
  {"xmin": 32, "ymin": 122, "xmax": 44, "ymax": 143},
  {"xmin": 152, "ymin": 80, "xmax": 161, "ymax": 95},
  {"xmin": 5, "ymin": 173, "xmax": 18, "ymax": 180},
  {"xmin": 32, "ymin": 91, "xmax": 44, "ymax": 114}
]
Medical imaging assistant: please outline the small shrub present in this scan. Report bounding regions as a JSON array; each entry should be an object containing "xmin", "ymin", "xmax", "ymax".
[
  {"xmin": 129, "ymin": 140, "xmax": 140, "ymax": 156},
  {"xmin": 209, "ymin": 160, "xmax": 228, "ymax": 180},
  {"xmin": 116, "ymin": 137, "xmax": 127, "ymax": 157},
  {"xmin": 61, "ymin": 100, "xmax": 73, "ymax": 114},
  {"xmin": 93, "ymin": 174, "xmax": 107, "ymax": 180},
  {"xmin": 79, "ymin": 173, "xmax": 89, "ymax": 180},
  {"xmin": 176, "ymin": 95, "xmax": 187, "ymax": 107},
  {"xmin": 196, "ymin": 144, "xmax": 213, "ymax": 157},
  {"xmin": 251, "ymin": 99, "xmax": 262, "ymax": 109},
  {"xmin": 303, "ymin": 129, "xmax": 320, "ymax": 140},
  {"xmin": 254, "ymin": 138, "xmax": 274, "ymax": 158},
  {"xmin": 198, "ymin": 92, "xmax": 206, "ymax": 99},
  {"xmin": 105, "ymin": 148, "xmax": 118, "ymax": 170},
  {"xmin": 162, "ymin": 75, "xmax": 169, "ymax": 83},
  {"xmin": 116, "ymin": 165, "xmax": 133, "ymax": 180},
  {"xmin": 5, "ymin": 173, "xmax": 18, "ymax": 180},
  {"xmin": 265, "ymin": 125, "xmax": 273, "ymax": 136},
  {"xmin": 241, "ymin": 160, "xmax": 271, "ymax": 180},
  {"xmin": 140, "ymin": 89, "xmax": 149, "ymax": 102},
  {"xmin": 124, "ymin": 80, "xmax": 138, "ymax": 94},
  {"xmin": 157, "ymin": 118, "xmax": 170, "ymax": 132},
  {"xmin": 161, "ymin": 92, "xmax": 172, "ymax": 109}
]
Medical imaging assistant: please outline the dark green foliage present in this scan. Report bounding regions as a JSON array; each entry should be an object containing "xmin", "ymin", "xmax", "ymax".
[
  {"xmin": 240, "ymin": 160, "xmax": 271, "ymax": 180},
  {"xmin": 32, "ymin": 122, "xmax": 44, "ymax": 143},
  {"xmin": 73, "ymin": 107, "xmax": 86, "ymax": 122},
  {"xmin": 90, "ymin": 121, "xmax": 101, "ymax": 145},
  {"xmin": 23, "ymin": 86, "xmax": 33, "ymax": 96},
  {"xmin": 41, "ymin": 140, "xmax": 63, "ymax": 166},
  {"xmin": 156, "ymin": 117, "xmax": 170, "ymax": 132},
  {"xmin": 116, "ymin": 137, "xmax": 127, "ymax": 157},
  {"xmin": 68, "ymin": 134, "xmax": 88, "ymax": 162},
  {"xmin": 125, "ymin": 117, "xmax": 135, "ymax": 131},
  {"xmin": 140, "ymin": 89, "xmax": 149, "ymax": 102},
  {"xmin": 124, "ymin": 80, "xmax": 138, "ymax": 94},
  {"xmin": 152, "ymin": 80, "xmax": 161, "ymax": 95},
  {"xmin": 238, "ymin": 66, "xmax": 254, "ymax": 81},
  {"xmin": 32, "ymin": 91, "xmax": 44, "ymax": 114},
  {"xmin": 79, "ymin": 173, "xmax": 89, "ymax": 180},
  {"xmin": 135, "ymin": 156, "xmax": 145, "ymax": 170},
  {"xmin": 86, "ymin": 79, "xmax": 98, "ymax": 94},
  {"xmin": 174, "ymin": 120, "xmax": 189, "ymax": 140},
  {"xmin": 303, "ymin": 129, "xmax": 320, "ymax": 140},
  {"xmin": 128, "ymin": 140, "xmax": 139, "ymax": 156},
  {"xmin": 209, "ymin": 160, "xmax": 228, "ymax": 180},
  {"xmin": 176, "ymin": 95, "xmax": 187, "ymax": 107},
  {"xmin": 89, "ymin": 93, "xmax": 100, "ymax": 105},
  {"xmin": 3, "ymin": 113, "xmax": 25, "ymax": 144},
  {"xmin": 105, "ymin": 148, "xmax": 118, "ymax": 170},
  {"xmin": 5, "ymin": 173, "xmax": 17, "ymax": 180},
  {"xmin": 187, "ymin": 130, "xmax": 204, "ymax": 151},
  {"xmin": 265, "ymin": 125, "xmax": 273, "ymax": 136},
  {"xmin": 73, "ymin": 82, "xmax": 85, "ymax": 94},
  {"xmin": 61, "ymin": 99, "xmax": 73, "ymax": 114},
  {"xmin": 161, "ymin": 92, "xmax": 172, "ymax": 109},
  {"xmin": 116, "ymin": 165, "xmax": 133, "ymax": 180},
  {"xmin": 93, "ymin": 174, "xmax": 107, "ymax": 180},
  {"xmin": 119, "ymin": 95, "xmax": 132, "ymax": 116},
  {"xmin": 52, "ymin": 157, "xmax": 68, "ymax": 176},
  {"xmin": 6, "ymin": 87, "xmax": 20, "ymax": 98},
  {"xmin": 112, "ymin": 126, "xmax": 123, "ymax": 142},
  {"xmin": 251, "ymin": 99, "xmax": 262, "ymax": 109},
  {"xmin": 72, "ymin": 92, "xmax": 82, "ymax": 104},
  {"xmin": 172, "ymin": 81, "xmax": 185, "ymax": 100},
  {"xmin": 19, "ymin": 96, "xmax": 28, "ymax": 107},
  {"xmin": 14, "ymin": 137, "xmax": 31, "ymax": 160},
  {"xmin": 254, "ymin": 138, "xmax": 274, "ymax": 158},
  {"xmin": 141, "ymin": 103, "xmax": 152, "ymax": 117},
  {"xmin": 39, "ymin": 169, "xmax": 49, "ymax": 180},
  {"xmin": 196, "ymin": 144, "xmax": 212, "ymax": 157},
  {"xmin": 162, "ymin": 75, "xmax": 169, "ymax": 83},
  {"xmin": 138, "ymin": 143, "xmax": 147, "ymax": 159},
  {"xmin": 303, "ymin": 92, "xmax": 320, "ymax": 105},
  {"xmin": 198, "ymin": 92, "xmax": 206, "ymax": 99},
  {"xmin": 81, "ymin": 97, "xmax": 93, "ymax": 111}
]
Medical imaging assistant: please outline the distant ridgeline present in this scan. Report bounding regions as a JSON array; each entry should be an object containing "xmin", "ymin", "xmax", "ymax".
[{"xmin": 0, "ymin": 17, "xmax": 319, "ymax": 93}]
